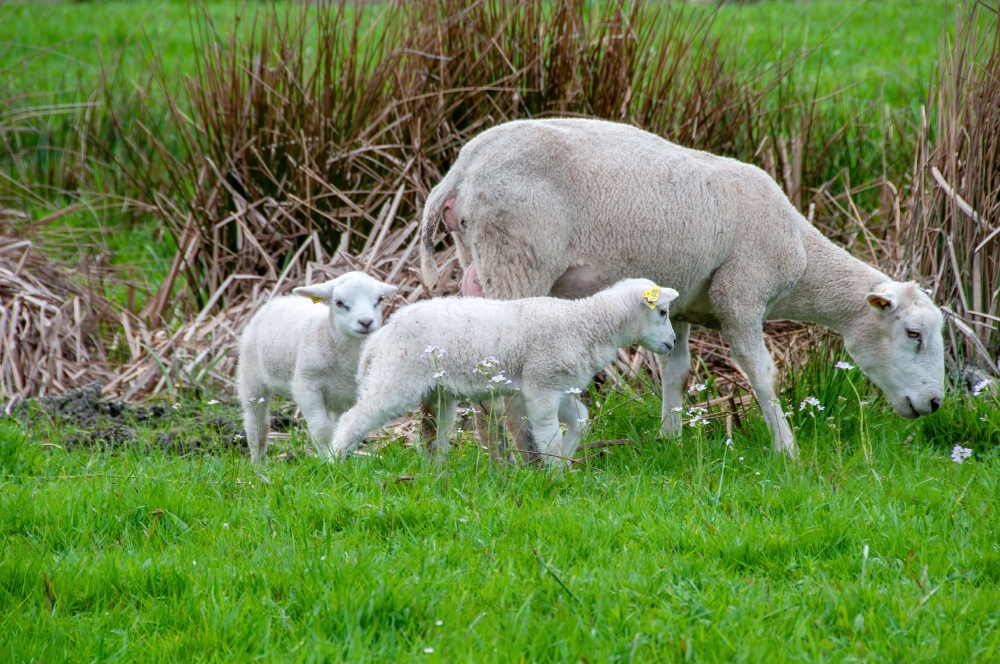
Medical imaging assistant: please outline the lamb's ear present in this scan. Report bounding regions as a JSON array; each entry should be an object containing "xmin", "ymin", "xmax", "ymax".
[
  {"xmin": 866, "ymin": 288, "xmax": 899, "ymax": 313},
  {"xmin": 294, "ymin": 283, "xmax": 336, "ymax": 304},
  {"xmin": 638, "ymin": 284, "xmax": 676, "ymax": 309},
  {"xmin": 380, "ymin": 283, "xmax": 399, "ymax": 298}
]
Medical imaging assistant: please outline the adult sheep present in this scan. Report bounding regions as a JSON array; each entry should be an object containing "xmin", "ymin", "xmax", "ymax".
[{"xmin": 419, "ymin": 118, "xmax": 945, "ymax": 457}]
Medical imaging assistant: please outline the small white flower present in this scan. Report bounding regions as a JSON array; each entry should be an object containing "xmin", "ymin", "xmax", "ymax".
[
  {"xmin": 435, "ymin": 620, "xmax": 443, "ymax": 626},
  {"xmin": 738, "ymin": 456, "xmax": 744, "ymax": 462},
  {"xmin": 755, "ymin": 471, "xmax": 761, "ymax": 476},
  {"xmin": 172, "ymin": 403, "xmax": 182, "ymax": 410},
  {"xmin": 258, "ymin": 397, "xmax": 266, "ymax": 404},
  {"xmin": 565, "ymin": 387, "xmax": 583, "ymax": 395},
  {"xmin": 973, "ymin": 378, "xmax": 992, "ymax": 397},
  {"xmin": 835, "ymin": 361, "xmax": 855, "ymax": 370},
  {"xmin": 725, "ymin": 438, "xmax": 734, "ymax": 450},
  {"xmin": 193, "ymin": 560, "xmax": 197, "ymax": 565},
  {"xmin": 951, "ymin": 445, "xmax": 973, "ymax": 464},
  {"xmin": 321, "ymin": 556, "xmax": 326, "ymax": 561},
  {"xmin": 207, "ymin": 399, "xmax": 220, "ymax": 405},
  {"xmin": 799, "ymin": 396, "xmax": 823, "ymax": 412},
  {"xmin": 489, "ymin": 373, "xmax": 508, "ymax": 383},
  {"xmin": 234, "ymin": 434, "xmax": 244, "ymax": 441},
  {"xmin": 246, "ymin": 398, "xmax": 255, "ymax": 405},
  {"xmin": 671, "ymin": 407, "xmax": 683, "ymax": 413},
  {"xmin": 859, "ymin": 401, "xmax": 869, "ymax": 407},
  {"xmin": 433, "ymin": 370, "xmax": 447, "ymax": 379},
  {"xmin": 222, "ymin": 522, "xmax": 229, "ymax": 529},
  {"xmin": 424, "ymin": 647, "xmax": 434, "ymax": 654},
  {"xmin": 688, "ymin": 383, "xmax": 707, "ymax": 395}
]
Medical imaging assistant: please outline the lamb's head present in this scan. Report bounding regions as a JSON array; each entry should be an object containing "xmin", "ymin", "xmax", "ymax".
[
  {"xmin": 617, "ymin": 279, "xmax": 679, "ymax": 354},
  {"xmin": 294, "ymin": 272, "xmax": 398, "ymax": 339},
  {"xmin": 843, "ymin": 282, "xmax": 945, "ymax": 418}
]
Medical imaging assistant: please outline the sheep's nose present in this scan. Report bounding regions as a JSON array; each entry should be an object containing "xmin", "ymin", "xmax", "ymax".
[
  {"xmin": 357, "ymin": 317, "xmax": 373, "ymax": 330},
  {"xmin": 930, "ymin": 397, "xmax": 941, "ymax": 413}
]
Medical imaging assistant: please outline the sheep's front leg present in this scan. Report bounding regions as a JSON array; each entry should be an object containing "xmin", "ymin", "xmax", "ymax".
[
  {"xmin": 657, "ymin": 321, "xmax": 691, "ymax": 438},
  {"xmin": 558, "ymin": 394, "xmax": 588, "ymax": 461},
  {"xmin": 523, "ymin": 389, "xmax": 565, "ymax": 467},
  {"xmin": 724, "ymin": 324, "xmax": 797, "ymax": 457},
  {"xmin": 242, "ymin": 394, "xmax": 271, "ymax": 464},
  {"xmin": 294, "ymin": 388, "xmax": 336, "ymax": 461},
  {"xmin": 421, "ymin": 387, "xmax": 457, "ymax": 460}
]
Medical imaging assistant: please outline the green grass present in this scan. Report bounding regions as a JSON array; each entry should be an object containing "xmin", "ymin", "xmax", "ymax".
[{"xmin": 3, "ymin": 366, "xmax": 1000, "ymax": 661}]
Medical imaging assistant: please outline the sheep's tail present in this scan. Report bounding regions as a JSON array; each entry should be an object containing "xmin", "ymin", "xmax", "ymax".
[{"xmin": 419, "ymin": 174, "xmax": 462, "ymax": 290}]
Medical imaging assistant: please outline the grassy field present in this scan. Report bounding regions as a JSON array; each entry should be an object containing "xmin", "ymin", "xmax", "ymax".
[
  {"xmin": 3, "ymin": 364, "xmax": 1000, "ymax": 661},
  {"xmin": 3, "ymin": 1, "xmax": 999, "ymax": 661}
]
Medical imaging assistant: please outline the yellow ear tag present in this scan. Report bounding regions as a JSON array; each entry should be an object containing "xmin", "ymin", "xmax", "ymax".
[
  {"xmin": 642, "ymin": 285, "xmax": 661, "ymax": 309},
  {"xmin": 310, "ymin": 296, "xmax": 324, "ymax": 304}
]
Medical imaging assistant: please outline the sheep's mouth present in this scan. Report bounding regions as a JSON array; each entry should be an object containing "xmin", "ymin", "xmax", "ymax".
[{"xmin": 902, "ymin": 397, "xmax": 921, "ymax": 419}]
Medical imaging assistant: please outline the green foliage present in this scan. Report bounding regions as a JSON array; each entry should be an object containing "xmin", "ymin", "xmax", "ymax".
[{"xmin": 2, "ymin": 389, "xmax": 999, "ymax": 661}]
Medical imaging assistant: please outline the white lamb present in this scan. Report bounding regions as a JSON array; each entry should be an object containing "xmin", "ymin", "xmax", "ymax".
[
  {"xmin": 236, "ymin": 271, "xmax": 398, "ymax": 463},
  {"xmin": 329, "ymin": 279, "xmax": 679, "ymax": 466},
  {"xmin": 419, "ymin": 118, "xmax": 945, "ymax": 457}
]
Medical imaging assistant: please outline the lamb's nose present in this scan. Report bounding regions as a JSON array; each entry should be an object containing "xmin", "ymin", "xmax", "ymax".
[
  {"xmin": 358, "ymin": 317, "xmax": 373, "ymax": 330},
  {"xmin": 930, "ymin": 397, "xmax": 941, "ymax": 413}
]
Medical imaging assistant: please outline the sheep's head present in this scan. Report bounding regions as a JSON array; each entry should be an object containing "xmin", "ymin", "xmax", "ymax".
[
  {"xmin": 294, "ymin": 272, "xmax": 398, "ymax": 339},
  {"xmin": 621, "ymin": 279, "xmax": 679, "ymax": 354},
  {"xmin": 843, "ymin": 282, "xmax": 945, "ymax": 418}
]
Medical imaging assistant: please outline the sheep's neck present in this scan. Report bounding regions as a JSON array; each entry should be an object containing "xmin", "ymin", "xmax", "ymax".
[
  {"xmin": 574, "ymin": 296, "xmax": 641, "ymax": 362},
  {"xmin": 772, "ymin": 223, "xmax": 887, "ymax": 334}
]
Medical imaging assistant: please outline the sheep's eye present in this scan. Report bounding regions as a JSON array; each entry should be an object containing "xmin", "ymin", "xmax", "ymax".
[
  {"xmin": 376, "ymin": 296, "xmax": 384, "ymax": 305},
  {"xmin": 334, "ymin": 299, "xmax": 347, "ymax": 309},
  {"xmin": 906, "ymin": 329, "xmax": 921, "ymax": 341},
  {"xmin": 659, "ymin": 309, "xmax": 668, "ymax": 319}
]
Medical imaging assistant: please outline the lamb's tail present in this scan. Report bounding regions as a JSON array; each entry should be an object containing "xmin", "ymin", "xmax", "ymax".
[{"xmin": 419, "ymin": 171, "xmax": 464, "ymax": 290}]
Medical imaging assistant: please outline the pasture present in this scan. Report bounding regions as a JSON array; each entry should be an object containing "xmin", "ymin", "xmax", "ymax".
[{"xmin": 2, "ymin": 0, "xmax": 999, "ymax": 661}]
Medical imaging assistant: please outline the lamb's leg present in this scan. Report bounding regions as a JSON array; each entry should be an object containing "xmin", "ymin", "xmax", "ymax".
[
  {"xmin": 242, "ymin": 395, "xmax": 271, "ymax": 464},
  {"xmin": 294, "ymin": 388, "xmax": 336, "ymax": 461},
  {"xmin": 558, "ymin": 394, "xmax": 588, "ymax": 462},
  {"xmin": 421, "ymin": 387, "xmax": 457, "ymax": 459},
  {"xmin": 723, "ymin": 324, "xmax": 797, "ymax": 457},
  {"xmin": 657, "ymin": 321, "xmax": 691, "ymax": 438},
  {"xmin": 522, "ymin": 388, "xmax": 564, "ymax": 467}
]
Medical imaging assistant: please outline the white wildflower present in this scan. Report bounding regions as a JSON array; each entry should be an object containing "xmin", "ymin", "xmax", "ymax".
[
  {"xmin": 435, "ymin": 620, "xmax": 444, "ymax": 626},
  {"xmin": 799, "ymin": 396, "xmax": 823, "ymax": 412},
  {"xmin": 424, "ymin": 648, "xmax": 435, "ymax": 654},
  {"xmin": 207, "ymin": 399, "xmax": 220, "ymax": 405},
  {"xmin": 258, "ymin": 397, "xmax": 266, "ymax": 404},
  {"xmin": 671, "ymin": 407, "xmax": 683, "ymax": 413},
  {"xmin": 565, "ymin": 387, "xmax": 583, "ymax": 395},
  {"xmin": 725, "ymin": 438, "xmax": 734, "ymax": 450},
  {"xmin": 222, "ymin": 522, "xmax": 229, "ymax": 529},
  {"xmin": 688, "ymin": 383, "xmax": 707, "ymax": 395},
  {"xmin": 835, "ymin": 361, "xmax": 855, "ymax": 370},
  {"xmin": 973, "ymin": 378, "xmax": 992, "ymax": 397},
  {"xmin": 172, "ymin": 403, "xmax": 182, "ymax": 411},
  {"xmin": 433, "ymin": 370, "xmax": 447, "ymax": 379},
  {"xmin": 951, "ymin": 445, "xmax": 973, "ymax": 464}
]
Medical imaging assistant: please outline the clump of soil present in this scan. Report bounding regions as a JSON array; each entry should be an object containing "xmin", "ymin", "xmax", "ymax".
[{"xmin": 11, "ymin": 380, "xmax": 304, "ymax": 457}]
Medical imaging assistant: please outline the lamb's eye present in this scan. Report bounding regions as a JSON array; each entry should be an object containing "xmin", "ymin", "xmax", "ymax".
[
  {"xmin": 906, "ymin": 329, "xmax": 921, "ymax": 341},
  {"xmin": 659, "ymin": 309, "xmax": 668, "ymax": 319},
  {"xmin": 376, "ymin": 296, "xmax": 384, "ymax": 305},
  {"xmin": 334, "ymin": 299, "xmax": 347, "ymax": 309}
]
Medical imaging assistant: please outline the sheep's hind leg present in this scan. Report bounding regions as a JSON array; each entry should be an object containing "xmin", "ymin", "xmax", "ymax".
[
  {"xmin": 558, "ymin": 394, "xmax": 588, "ymax": 462},
  {"xmin": 522, "ymin": 389, "xmax": 565, "ymax": 468},
  {"xmin": 657, "ymin": 321, "xmax": 691, "ymax": 439},
  {"xmin": 243, "ymin": 394, "xmax": 271, "ymax": 464}
]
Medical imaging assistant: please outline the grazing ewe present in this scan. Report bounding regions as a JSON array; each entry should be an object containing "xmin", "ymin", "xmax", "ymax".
[
  {"xmin": 419, "ymin": 118, "xmax": 944, "ymax": 457},
  {"xmin": 329, "ymin": 279, "xmax": 679, "ymax": 465},
  {"xmin": 237, "ymin": 271, "xmax": 398, "ymax": 463}
]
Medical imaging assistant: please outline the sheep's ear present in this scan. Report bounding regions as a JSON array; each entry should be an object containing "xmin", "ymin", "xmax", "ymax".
[
  {"xmin": 294, "ymin": 283, "xmax": 335, "ymax": 304},
  {"xmin": 380, "ymin": 283, "xmax": 399, "ymax": 298},
  {"xmin": 638, "ymin": 284, "xmax": 677, "ymax": 309},
  {"xmin": 866, "ymin": 288, "xmax": 899, "ymax": 313}
]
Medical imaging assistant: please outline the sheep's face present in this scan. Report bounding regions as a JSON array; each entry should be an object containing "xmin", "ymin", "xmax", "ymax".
[
  {"xmin": 628, "ymin": 280, "xmax": 679, "ymax": 354},
  {"xmin": 844, "ymin": 282, "xmax": 945, "ymax": 418},
  {"xmin": 294, "ymin": 272, "xmax": 399, "ymax": 340}
]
